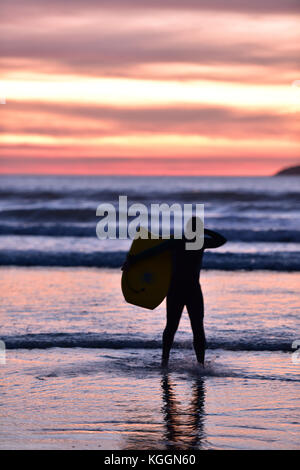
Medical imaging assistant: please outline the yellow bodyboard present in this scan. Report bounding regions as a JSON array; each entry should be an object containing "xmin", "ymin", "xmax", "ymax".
[{"xmin": 121, "ymin": 228, "xmax": 172, "ymax": 310}]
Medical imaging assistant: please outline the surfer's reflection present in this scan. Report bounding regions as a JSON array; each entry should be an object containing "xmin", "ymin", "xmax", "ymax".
[{"xmin": 161, "ymin": 374, "xmax": 206, "ymax": 449}]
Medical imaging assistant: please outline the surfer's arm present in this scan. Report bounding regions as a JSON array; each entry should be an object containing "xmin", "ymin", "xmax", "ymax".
[
  {"xmin": 121, "ymin": 239, "xmax": 173, "ymax": 270},
  {"xmin": 203, "ymin": 228, "xmax": 227, "ymax": 249}
]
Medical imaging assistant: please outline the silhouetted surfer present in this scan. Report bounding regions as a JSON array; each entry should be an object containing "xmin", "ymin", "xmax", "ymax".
[{"xmin": 122, "ymin": 217, "xmax": 226, "ymax": 368}]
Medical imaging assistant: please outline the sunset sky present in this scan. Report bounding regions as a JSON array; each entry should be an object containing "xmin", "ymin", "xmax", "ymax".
[{"xmin": 1, "ymin": 0, "xmax": 299, "ymax": 175}]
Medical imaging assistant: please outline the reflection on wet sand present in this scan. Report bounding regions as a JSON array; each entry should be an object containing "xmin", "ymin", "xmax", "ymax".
[
  {"xmin": 123, "ymin": 373, "xmax": 206, "ymax": 450},
  {"xmin": 161, "ymin": 374, "xmax": 206, "ymax": 449}
]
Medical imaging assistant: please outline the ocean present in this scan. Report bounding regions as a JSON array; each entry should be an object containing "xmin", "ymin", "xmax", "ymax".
[{"xmin": 0, "ymin": 175, "xmax": 299, "ymax": 449}]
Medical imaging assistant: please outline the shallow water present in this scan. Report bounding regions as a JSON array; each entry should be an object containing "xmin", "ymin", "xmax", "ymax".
[
  {"xmin": 1, "ymin": 348, "xmax": 299, "ymax": 450},
  {"xmin": 0, "ymin": 267, "xmax": 299, "ymax": 449}
]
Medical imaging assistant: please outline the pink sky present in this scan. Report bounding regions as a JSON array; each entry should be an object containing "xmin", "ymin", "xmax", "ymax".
[{"xmin": 1, "ymin": 0, "xmax": 299, "ymax": 175}]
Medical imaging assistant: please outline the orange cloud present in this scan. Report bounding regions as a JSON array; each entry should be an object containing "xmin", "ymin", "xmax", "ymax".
[{"xmin": 1, "ymin": 1, "xmax": 299, "ymax": 175}]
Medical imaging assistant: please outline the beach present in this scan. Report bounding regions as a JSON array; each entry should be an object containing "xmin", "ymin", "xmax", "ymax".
[
  {"xmin": 0, "ymin": 267, "xmax": 299, "ymax": 450},
  {"xmin": 0, "ymin": 175, "xmax": 299, "ymax": 449},
  {"xmin": 2, "ymin": 0, "xmax": 299, "ymax": 451}
]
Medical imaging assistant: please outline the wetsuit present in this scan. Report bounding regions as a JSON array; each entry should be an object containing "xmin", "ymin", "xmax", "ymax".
[
  {"xmin": 163, "ymin": 229, "xmax": 226, "ymax": 365},
  {"xmin": 123, "ymin": 228, "xmax": 226, "ymax": 365}
]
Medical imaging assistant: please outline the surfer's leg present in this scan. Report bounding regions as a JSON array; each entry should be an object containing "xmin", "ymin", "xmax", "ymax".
[
  {"xmin": 186, "ymin": 285, "xmax": 206, "ymax": 365},
  {"xmin": 162, "ymin": 292, "xmax": 185, "ymax": 366}
]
